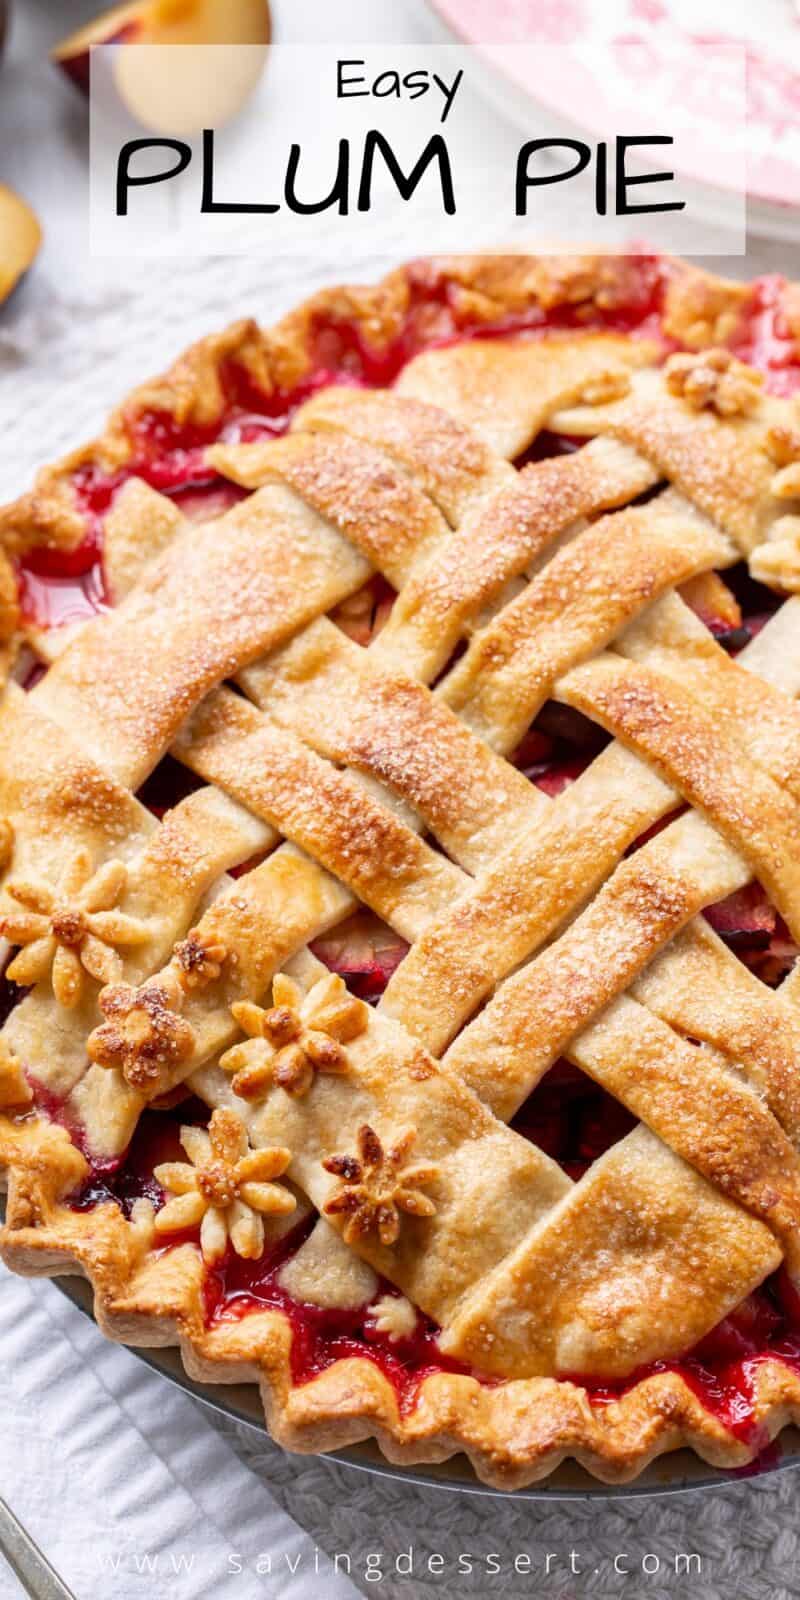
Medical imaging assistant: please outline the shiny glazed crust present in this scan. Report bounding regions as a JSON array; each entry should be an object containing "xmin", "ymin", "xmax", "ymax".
[{"xmin": 4, "ymin": 250, "xmax": 800, "ymax": 1490}]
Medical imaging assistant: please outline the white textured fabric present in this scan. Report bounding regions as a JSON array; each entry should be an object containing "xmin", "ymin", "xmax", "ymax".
[{"xmin": 0, "ymin": 1267, "xmax": 361, "ymax": 1600}]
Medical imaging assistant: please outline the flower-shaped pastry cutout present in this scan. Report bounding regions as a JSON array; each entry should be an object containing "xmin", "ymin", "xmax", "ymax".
[
  {"xmin": 153, "ymin": 1107, "xmax": 295, "ymax": 1263},
  {"xmin": 664, "ymin": 349, "xmax": 763, "ymax": 417},
  {"xmin": 172, "ymin": 928, "xmax": 228, "ymax": 991},
  {"xmin": 87, "ymin": 971, "xmax": 195, "ymax": 1095},
  {"xmin": 220, "ymin": 971, "xmax": 368, "ymax": 1100},
  {"xmin": 323, "ymin": 1125, "xmax": 438, "ymax": 1248},
  {"xmin": 0, "ymin": 849, "xmax": 149, "ymax": 1009}
]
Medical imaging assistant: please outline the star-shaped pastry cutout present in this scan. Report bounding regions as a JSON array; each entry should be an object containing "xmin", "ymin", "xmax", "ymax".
[{"xmin": 323, "ymin": 1124, "xmax": 438, "ymax": 1248}]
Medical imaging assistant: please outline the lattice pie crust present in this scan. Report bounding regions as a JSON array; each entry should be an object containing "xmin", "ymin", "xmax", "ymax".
[{"xmin": 3, "ymin": 252, "xmax": 800, "ymax": 1486}]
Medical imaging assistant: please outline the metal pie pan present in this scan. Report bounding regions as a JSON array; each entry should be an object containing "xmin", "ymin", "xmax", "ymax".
[{"xmin": 51, "ymin": 1272, "xmax": 800, "ymax": 1499}]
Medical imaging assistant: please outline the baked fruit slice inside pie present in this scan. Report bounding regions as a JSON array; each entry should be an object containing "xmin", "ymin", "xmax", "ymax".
[{"xmin": 4, "ymin": 251, "xmax": 800, "ymax": 1487}]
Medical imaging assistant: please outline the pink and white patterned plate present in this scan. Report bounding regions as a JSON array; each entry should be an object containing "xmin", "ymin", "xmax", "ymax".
[{"xmin": 425, "ymin": 0, "xmax": 800, "ymax": 215}]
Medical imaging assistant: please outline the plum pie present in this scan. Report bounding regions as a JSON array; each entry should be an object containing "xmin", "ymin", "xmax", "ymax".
[{"xmin": 5, "ymin": 251, "xmax": 800, "ymax": 1487}]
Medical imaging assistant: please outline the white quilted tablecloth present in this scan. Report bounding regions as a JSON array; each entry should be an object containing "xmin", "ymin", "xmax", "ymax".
[{"xmin": 2, "ymin": 4, "xmax": 800, "ymax": 1598}]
